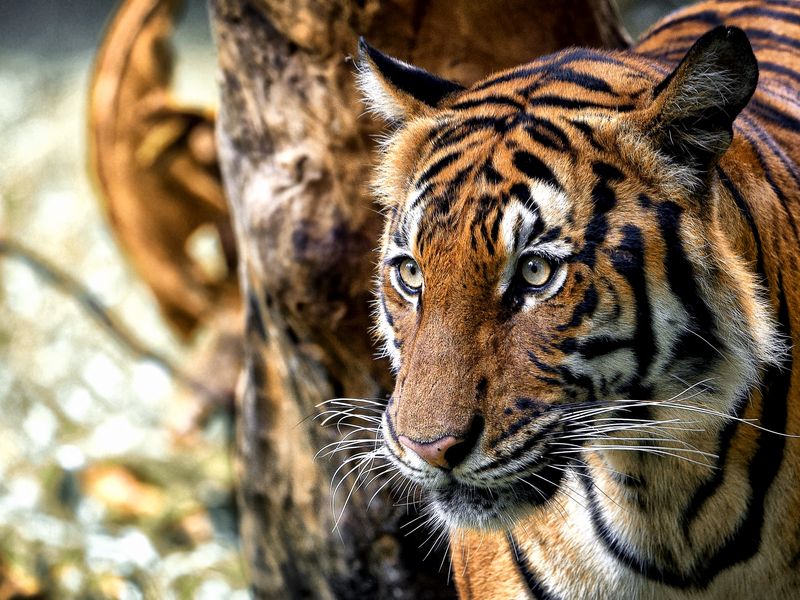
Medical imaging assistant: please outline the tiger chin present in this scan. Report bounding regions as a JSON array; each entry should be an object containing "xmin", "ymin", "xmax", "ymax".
[{"xmin": 357, "ymin": 1, "xmax": 800, "ymax": 598}]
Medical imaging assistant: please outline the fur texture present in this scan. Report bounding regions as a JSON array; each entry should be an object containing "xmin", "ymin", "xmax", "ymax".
[{"xmin": 357, "ymin": 2, "xmax": 800, "ymax": 597}]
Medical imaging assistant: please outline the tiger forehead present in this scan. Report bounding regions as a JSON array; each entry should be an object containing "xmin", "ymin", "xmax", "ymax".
[
  {"xmin": 383, "ymin": 53, "xmax": 656, "ymax": 260},
  {"xmin": 392, "ymin": 169, "xmax": 576, "ymax": 265},
  {"xmin": 398, "ymin": 104, "xmax": 624, "ymax": 218},
  {"xmin": 389, "ymin": 125, "xmax": 583, "ymax": 255},
  {"xmin": 388, "ymin": 52, "xmax": 656, "ymax": 207},
  {"xmin": 439, "ymin": 49, "xmax": 656, "ymax": 113}
]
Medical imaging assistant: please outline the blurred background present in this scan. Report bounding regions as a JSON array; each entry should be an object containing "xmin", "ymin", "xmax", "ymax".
[
  {"xmin": 0, "ymin": 1, "xmax": 689, "ymax": 598},
  {"xmin": 0, "ymin": 1, "xmax": 244, "ymax": 598}
]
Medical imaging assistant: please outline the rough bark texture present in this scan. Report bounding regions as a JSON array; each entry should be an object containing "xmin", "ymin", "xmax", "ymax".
[{"xmin": 210, "ymin": 2, "xmax": 628, "ymax": 597}]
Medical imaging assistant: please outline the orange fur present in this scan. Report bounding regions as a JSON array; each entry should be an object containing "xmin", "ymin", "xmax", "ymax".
[{"xmin": 362, "ymin": 1, "xmax": 800, "ymax": 597}]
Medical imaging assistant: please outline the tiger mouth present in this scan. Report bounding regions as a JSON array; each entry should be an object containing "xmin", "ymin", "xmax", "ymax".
[{"xmin": 427, "ymin": 460, "xmax": 567, "ymax": 529}]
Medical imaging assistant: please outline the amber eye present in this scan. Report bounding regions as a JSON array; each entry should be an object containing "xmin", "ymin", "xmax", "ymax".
[
  {"xmin": 519, "ymin": 255, "xmax": 554, "ymax": 288},
  {"xmin": 397, "ymin": 258, "xmax": 423, "ymax": 292}
]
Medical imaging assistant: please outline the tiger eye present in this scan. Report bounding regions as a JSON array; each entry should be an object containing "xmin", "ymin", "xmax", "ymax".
[
  {"xmin": 520, "ymin": 255, "xmax": 553, "ymax": 288},
  {"xmin": 398, "ymin": 258, "xmax": 423, "ymax": 291}
]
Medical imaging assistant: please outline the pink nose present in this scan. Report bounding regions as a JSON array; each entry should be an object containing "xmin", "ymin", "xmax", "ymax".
[{"xmin": 398, "ymin": 435, "xmax": 462, "ymax": 469}]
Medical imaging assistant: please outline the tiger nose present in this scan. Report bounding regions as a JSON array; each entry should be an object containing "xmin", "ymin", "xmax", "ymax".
[
  {"xmin": 398, "ymin": 416, "xmax": 484, "ymax": 470},
  {"xmin": 398, "ymin": 435, "xmax": 463, "ymax": 469}
]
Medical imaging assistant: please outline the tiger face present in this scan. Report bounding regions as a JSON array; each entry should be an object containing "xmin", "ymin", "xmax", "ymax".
[{"xmin": 359, "ymin": 27, "xmax": 782, "ymax": 530}]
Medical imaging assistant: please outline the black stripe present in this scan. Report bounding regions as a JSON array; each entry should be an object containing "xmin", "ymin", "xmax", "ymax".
[
  {"xmin": 490, "ymin": 207, "xmax": 504, "ymax": 248},
  {"xmin": 569, "ymin": 119, "xmax": 605, "ymax": 152},
  {"xmin": 471, "ymin": 48, "xmax": 630, "ymax": 93},
  {"xmin": 680, "ymin": 406, "xmax": 741, "ymax": 539},
  {"xmin": 730, "ymin": 5, "xmax": 800, "ymax": 26},
  {"xmin": 470, "ymin": 198, "xmax": 498, "ymax": 256},
  {"xmin": 379, "ymin": 294, "xmax": 394, "ymax": 328},
  {"xmin": 574, "ymin": 162, "xmax": 621, "ymax": 267},
  {"xmin": 583, "ymin": 270, "xmax": 793, "ymax": 590},
  {"xmin": 509, "ymin": 183, "xmax": 542, "ymax": 220},
  {"xmin": 639, "ymin": 10, "xmax": 722, "ymax": 43},
  {"xmin": 513, "ymin": 151, "xmax": 560, "ymax": 190},
  {"xmin": 508, "ymin": 534, "xmax": 562, "ymax": 600},
  {"xmin": 480, "ymin": 219, "xmax": 495, "ymax": 256},
  {"xmin": 527, "ymin": 95, "xmax": 635, "ymax": 112},
  {"xmin": 548, "ymin": 67, "xmax": 615, "ymax": 94},
  {"xmin": 415, "ymin": 151, "xmax": 461, "ymax": 187},
  {"xmin": 593, "ymin": 162, "xmax": 624, "ymax": 182},
  {"xmin": 523, "ymin": 117, "xmax": 572, "ymax": 153},
  {"xmin": 556, "ymin": 284, "xmax": 598, "ymax": 331},
  {"xmin": 750, "ymin": 98, "xmax": 800, "ymax": 134},
  {"xmin": 246, "ymin": 291, "xmax": 267, "ymax": 341},
  {"xmin": 481, "ymin": 159, "xmax": 503, "ymax": 184},
  {"xmin": 717, "ymin": 167, "xmax": 765, "ymax": 278},
  {"xmin": 484, "ymin": 418, "xmax": 559, "ymax": 463},
  {"xmin": 736, "ymin": 116, "xmax": 800, "ymax": 241},
  {"xmin": 703, "ymin": 277, "xmax": 791, "ymax": 578},
  {"xmin": 535, "ymin": 226, "xmax": 561, "ymax": 245},
  {"xmin": 451, "ymin": 95, "xmax": 525, "ymax": 111},
  {"xmin": 759, "ymin": 61, "xmax": 800, "ymax": 86},
  {"xmin": 581, "ymin": 474, "xmax": 690, "ymax": 587},
  {"xmin": 428, "ymin": 122, "xmax": 479, "ymax": 151},
  {"xmin": 656, "ymin": 201, "xmax": 721, "ymax": 366},
  {"xmin": 677, "ymin": 278, "xmax": 792, "ymax": 582},
  {"xmin": 559, "ymin": 366, "xmax": 597, "ymax": 402},
  {"xmin": 528, "ymin": 350, "xmax": 559, "ymax": 373},
  {"xmin": 576, "ymin": 336, "xmax": 632, "ymax": 360},
  {"xmin": 744, "ymin": 28, "xmax": 800, "ymax": 50},
  {"xmin": 612, "ymin": 225, "xmax": 656, "ymax": 378},
  {"xmin": 427, "ymin": 115, "xmax": 522, "ymax": 150},
  {"xmin": 638, "ymin": 48, "xmax": 694, "ymax": 63},
  {"xmin": 392, "ymin": 227, "xmax": 408, "ymax": 248}
]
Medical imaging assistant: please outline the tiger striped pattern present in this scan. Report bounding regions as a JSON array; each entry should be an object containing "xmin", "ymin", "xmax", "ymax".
[{"xmin": 358, "ymin": 1, "xmax": 800, "ymax": 597}]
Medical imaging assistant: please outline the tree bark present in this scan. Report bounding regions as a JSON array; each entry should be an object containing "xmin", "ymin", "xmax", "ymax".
[{"xmin": 209, "ymin": 2, "xmax": 629, "ymax": 597}]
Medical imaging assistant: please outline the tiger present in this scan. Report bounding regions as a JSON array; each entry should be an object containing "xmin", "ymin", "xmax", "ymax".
[{"xmin": 355, "ymin": 0, "xmax": 800, "ymax": 597}]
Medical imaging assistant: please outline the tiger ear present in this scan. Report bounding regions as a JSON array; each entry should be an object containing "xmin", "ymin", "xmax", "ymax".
[
  {"xmin": 644, "ymin": 26, "xmax": 758, "ymax": 185},
  {"xmin": 356, "ymin": 38, "xmax": 465, "ymax": 124}
]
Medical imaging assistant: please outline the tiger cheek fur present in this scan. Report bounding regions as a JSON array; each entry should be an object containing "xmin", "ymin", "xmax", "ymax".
[{"xmin": 357, "ymin": 3, "xmax": 799, "ymax": 598}]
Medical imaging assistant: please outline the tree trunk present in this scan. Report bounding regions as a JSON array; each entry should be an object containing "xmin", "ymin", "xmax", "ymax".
[{"xmin": 209, "ymin": 2, "xmax": 629, "ymax": 597}]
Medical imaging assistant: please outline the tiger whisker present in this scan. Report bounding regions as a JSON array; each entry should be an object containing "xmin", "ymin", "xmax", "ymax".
[
  {"xmin": 329, "ymin": 451, "xmax": 377, "ymax": 516},
  {"xmin": 316, "ymin": 397, "xmax": 388, "ymax": 408},
  {"xmin": 364, "ymin": 471, "xmax": 402, "ymax": 510},
  {"xmin": 551, "ymin": 445, "xmax": 717, "ymax": 467},
  {"xmin": 515, "ymin": 471, "xmax": 585, "ymax": 513},
  {"xmin": 332, "ymin": 457, "xmax": 391, "ymax": 530},
  {"xmin": 316, "ymin": 431, "xmax": 380, "ymax": 458}
]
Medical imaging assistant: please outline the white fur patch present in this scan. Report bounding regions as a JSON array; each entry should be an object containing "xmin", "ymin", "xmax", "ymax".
[
  {"xmin": 355, "ymin": 53, "xmax": 426, "ymax": 123},
  {"xmin": 498, "ymin": 182, "xmax": 573, "ymax": 302}
]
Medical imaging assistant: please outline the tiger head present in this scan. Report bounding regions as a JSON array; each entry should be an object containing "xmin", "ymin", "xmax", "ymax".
[{"xmin": 358, "ymin": 27, "xmax": 782, "ymax": 529}]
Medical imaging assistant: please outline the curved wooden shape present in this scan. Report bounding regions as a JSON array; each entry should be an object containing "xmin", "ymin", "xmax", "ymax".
[{"xmin": 89, "ymin": 0, "xmax": 238, "ymax": 338}]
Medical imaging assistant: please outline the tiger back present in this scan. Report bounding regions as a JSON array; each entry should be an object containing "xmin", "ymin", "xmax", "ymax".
[{"xmin": 358, "ymin": 1, "xmax": 800, "ymax": 598}]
